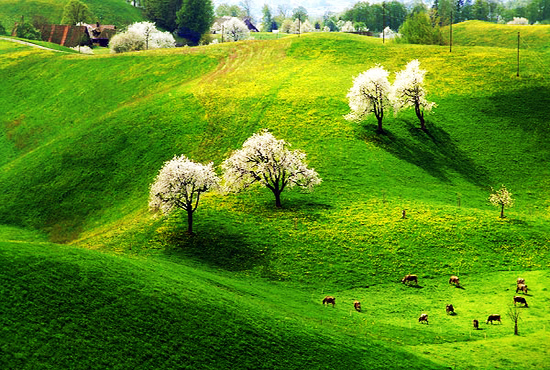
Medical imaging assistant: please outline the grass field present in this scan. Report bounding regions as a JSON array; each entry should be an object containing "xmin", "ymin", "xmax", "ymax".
[
  {"xmin": 0, "ymin": 0, "xmax": 144, "ymax": 31},
  {"xmin": 1, "ymin": 22, "xmax": 550, "ymax": 368}
]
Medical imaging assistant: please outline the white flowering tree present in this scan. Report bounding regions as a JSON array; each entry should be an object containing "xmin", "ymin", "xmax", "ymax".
[
  {"xmin": 223, "ymin": 17, "xmax": 250, "ymax": 41},
  {"xmin": 341, "ymin": 21, "xmax": 355, "ymax": 32},
  {"xmin": 390, "ymin": 59, "xmax": 436, "ymax": 131},
  {"xmin": 380, "ymin": 26, "xmax": 398, "ymax": 39},
  {"xmin": 290, "ymin": 19, "xmax": 301, "ymax": 34},
  {"xmin": 129, "ymin": 21, "xmax": 157, "ymax": 50},
  {"xmin": 345, "ymin": 65, "xmax": 392, "ymax": 133},
  {"xmin": 149, "ymin": 155, "xmax": 220, "ymax": 234},
  {"xmin": 507, "ymin": 17, "xmax": 529, "ymax": 25},
  {"xmin": 110, "ymin": 21, "xmax": 175, "ymax": 53},
  {"xmin": 489, "ymin": 185, "xmax": 514, "ymax": 218},
  {"xmin": 300, "ymin": 19, "xmax": 314, "ymax": 33},
  {"xmin": 222, "ymin": 130, "xmax": 322, "ymax": 208}
]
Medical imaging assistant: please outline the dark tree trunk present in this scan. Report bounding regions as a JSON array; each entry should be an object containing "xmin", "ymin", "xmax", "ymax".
[
  {"xmin": 187, "ymin": 208, "xmax": 194, "ymax": 234},
  {"xmin": 500, "ymin": 204, "xmax": 505, "ymax": 218},
  {"xmin": 274, "ymin": 191, "xmax": 282, "ymax": 208},
  {"xmin": 415, "ymin": 104, "xmax": 426, "ymax": 130},
  {"xmin": 377, "ymin": 117, "xmax": 384, "ymax": 133}
]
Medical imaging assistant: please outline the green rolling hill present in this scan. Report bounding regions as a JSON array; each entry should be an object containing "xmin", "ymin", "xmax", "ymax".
[
  {"xmin": 0, "ymin": 0, "xmax": 144, "ymax": 32},
  {"xmin": 1, "ymin": 22, "xmax": 550, "ymax": 368}
]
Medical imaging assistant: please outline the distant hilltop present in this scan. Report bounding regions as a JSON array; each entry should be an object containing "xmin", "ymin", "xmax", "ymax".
[{"xmin": 212, "ymin": 0, "xmax": 358, "ymax": 18}]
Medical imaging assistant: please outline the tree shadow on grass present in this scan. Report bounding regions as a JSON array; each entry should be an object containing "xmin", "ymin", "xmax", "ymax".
[
  {"xmin": 485, "ymin": 87, "xmax": 550, "ymax": 146},
  {"xmin": 358, "ymin": 120, "xmax": 491, "ymax": 187},
  {"xmin": 159, "ymin": 221, "xmax": 268, "ymax": 272}
]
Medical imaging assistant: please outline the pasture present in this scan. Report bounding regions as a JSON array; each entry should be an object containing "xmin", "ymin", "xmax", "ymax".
[
  {"xmin": 0, "ymin": 0, "xmax": 144, "ymax": 31},
  {"xmin": 1, "ymin": 23, "xmax": 550, "ymax": 368}
]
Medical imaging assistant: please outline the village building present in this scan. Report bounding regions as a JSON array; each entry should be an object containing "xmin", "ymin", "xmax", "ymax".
[
  {"xmin": 211, "ymin": 16, "xmax": 259, "ymax": 34},
  {"xmin": 36, "ymin": 22, "xmax": 116, "ymax": 48}
]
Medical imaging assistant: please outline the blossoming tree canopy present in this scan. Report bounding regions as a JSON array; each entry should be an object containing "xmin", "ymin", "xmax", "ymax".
[
  {"xmin": 223, "ymin": 17, "xmax": 250, "ymax": 41},
  {"xmin": 345, "ymin": 65, "xmax": 392, "ymax": 133},
  {"xmin": 221, "ymin": 130, "xmax": 322, "ymax": 208},
  {"xmin": 110, "ymin": 21, "xmax": 176, "ymax": 53},
  {"xmin": 489, "ymin": 185, "xmax": 514, "ymax": 218},
  {"xmin": 390, "ymin": 59, "xmax": 436, "ymax": 130},
  {"xmin": 149, "ymin": 155, "xmax": 220, "ymax": 234}
]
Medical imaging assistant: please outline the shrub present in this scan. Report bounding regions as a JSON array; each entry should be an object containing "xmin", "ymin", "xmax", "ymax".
[{"xmin": 110, "ymin": 30, "xmax": 145, "ymax": 53}]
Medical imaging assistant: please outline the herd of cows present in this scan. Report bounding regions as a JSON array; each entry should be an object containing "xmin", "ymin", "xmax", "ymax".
[{"xmin": 322, "ymin": 275, "xmax": 531, "ymax": 328}]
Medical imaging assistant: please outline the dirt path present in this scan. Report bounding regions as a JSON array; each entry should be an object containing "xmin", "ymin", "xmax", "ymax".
[{"xmin": 0, "ymin": 36, "xmax": 65, "ymax": 52}]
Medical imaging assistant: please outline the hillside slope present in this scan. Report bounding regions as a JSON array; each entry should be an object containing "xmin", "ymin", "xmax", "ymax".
[
  {"xmin": 448, "ymin": 20, "xmax": 550, "ymax": 50},
  {"xmin": 0, "ymin": 226, "xmax": 445, "ymax": 370},
  {"xmin": 0, "ymin": 0, "xmax": 144, "ymax": 31},
  {"xmin": 1, "ymin": 33, "xmax": 549, "ymax": 286},
  {"xmin": 1, "ymin": 27, "xmax": 550, "ymax": 369}
]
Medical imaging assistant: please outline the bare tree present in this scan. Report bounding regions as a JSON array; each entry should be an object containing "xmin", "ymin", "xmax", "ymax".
[
  {"xmin": 277, "ymin": 4, "xmax": 290, "ymax": 18},
  {"xmin": 240, "ymin": 0, "xmax": 253, "ymax": 17},
  {"xmin": 508, "ymin": 306, "xmax": 520, "ymax": 336}
]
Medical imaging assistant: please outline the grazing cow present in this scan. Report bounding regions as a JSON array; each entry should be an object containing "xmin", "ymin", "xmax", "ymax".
[
  {"xmin": 402, "ymin": 274, "xmax": 418, "ymax": 285},
  {"xmin": 449, "ymin": 276, "xmax": 460, "ymax": 286},
  {"xmin": 486, "ymin": 314, "xmax": 501, "ymax": 324},
  {"xmin": 446, "ymin": 304, "xmax": 455, "ymax": 315},
  {"xmin": 517, "ymin": 277, "xmax": 525, "ymax": 285},
  {"xmin": 322, "ymin": 296, "xmax": 336, "ymax": 307},
  {"xmin": 513, "ymin": 296, "xmax": 529, "ymax": 307},
  {"xmin": 418, "ymin": 314, "xmax": 429, "ymax": 324},
  {"xmin": 473, "ymin": 319, "xmax": 479, "ymax": 330},
  {"xmin": 353, "ymin": 300, "xmax": 361, "ymax": 312},
  {"xmin": 516, "ymin": 284, "xmax": 528, "ymax": 294}
]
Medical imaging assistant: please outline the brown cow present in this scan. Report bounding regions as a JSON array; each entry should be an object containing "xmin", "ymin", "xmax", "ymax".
[
  {"xmin": 353, "ymin": 300, "xmax": 361, "ymax": 312},
  {"xmin": 473, "ymin": 319, "xmax": 479, "ymax": 330},
  {"xmin": 322, "ymin": 296, "xmax": 336, "ymax": 307},
  {"xmin": 402, "ymin": 274, "xmax": 418, "ymax": 285},
  {"xmin": 517, "ymin": 277, "xmax": 525, "ymax": 285},
  {"xmin": 449, "ymin": 276, "xmax": 460, "ymax": 286},
  {"xmin": 516, "ymin": 284, "xmax": 528, "ymax": 294},
  {"xmin": 446, "ymin": 304, "xmax": 455, "ymax": 315},
  {"xmin": 513, "ymin": 296, "xmax": 529, "ymax": 307},
  {"xmin": 418, "ymin": 314, "xmax": 429, "ymax": 324},
  {"xmin": 486, "ymin": 314, "xmax": 501, "ymax": 324}
]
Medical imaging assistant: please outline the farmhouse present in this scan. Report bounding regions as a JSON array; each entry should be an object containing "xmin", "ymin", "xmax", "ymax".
[
  {"xmin": 211, "ymin": 16, "xmax": 259, "ymax": 33},
  {"xmin": 84, "ymin": 23, "xmax": 117, "ymax": 47},
  {"xmin": 37, "ymin": 22, "xmax": 116, "ymax": 48}
]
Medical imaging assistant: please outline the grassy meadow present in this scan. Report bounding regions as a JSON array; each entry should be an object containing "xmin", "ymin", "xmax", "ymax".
[
  {"xmin": 1, "ymin": 22, "xmax": 550, "ymax": 368},
  {"xmin": 0, "ymin": 0, "xmax": 144, "ymax": 32}
]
